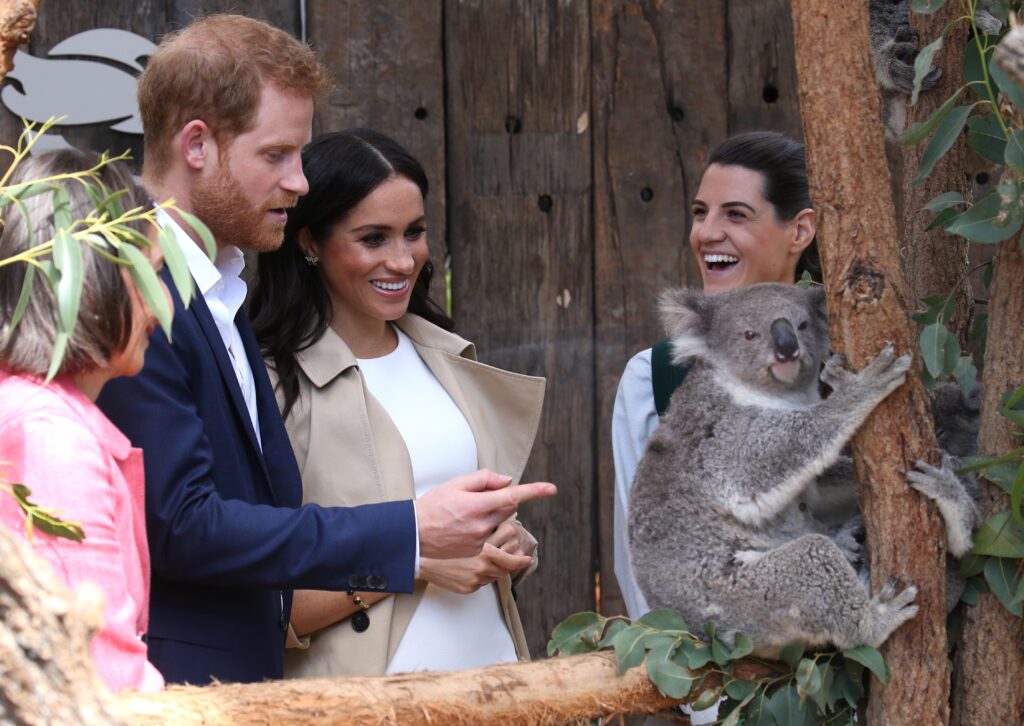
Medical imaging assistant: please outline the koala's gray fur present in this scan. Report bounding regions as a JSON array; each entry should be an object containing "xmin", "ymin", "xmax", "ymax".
[
  {"xmin": 628, "ymin": 283, "xmax": 918, "ymax": 656},
  {"xmin": 869, "ymin": 0, "xmax": 941, "ymax": 139}
]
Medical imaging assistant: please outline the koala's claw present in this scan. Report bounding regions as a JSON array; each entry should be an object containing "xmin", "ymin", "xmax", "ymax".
[
  {"xmin": 821, "ymin": 353, "xmax": 852, "ymax": 389},
  {"xmin": 862, "ymin": 582, "xmax": 919, "ymax": 647},
  {"xmin": 907, "ymin": 456, "xmax": 980, "ymax": 558}
]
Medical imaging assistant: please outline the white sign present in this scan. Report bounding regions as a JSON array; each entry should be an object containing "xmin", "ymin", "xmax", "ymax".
[{"xmin": 2, "ymin": 29, "xmax": 155, "ymax": 151}]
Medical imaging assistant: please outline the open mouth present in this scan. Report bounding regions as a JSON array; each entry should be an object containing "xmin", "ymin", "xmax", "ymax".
[
  {"xmin": 769, "ymin": 359, "xmax": 802, "ymax": 384},
  {"xmin": 703, "ymin": 253, "xmax": 740, "ymax": 272}
]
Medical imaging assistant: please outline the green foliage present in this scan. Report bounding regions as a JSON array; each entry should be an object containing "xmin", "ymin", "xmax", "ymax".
[
  {"xmin": 0, "ymin": 472, "xmax": 85, "ymax": 543},
  {"xmin": 547, "ymin": 611, "xmax": 884, "ymax": 724}
]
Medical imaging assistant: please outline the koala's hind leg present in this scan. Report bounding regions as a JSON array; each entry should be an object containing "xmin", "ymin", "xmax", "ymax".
[{"xmin": 729, "ymin": 534, "xmax": 918, "ymax": 653}]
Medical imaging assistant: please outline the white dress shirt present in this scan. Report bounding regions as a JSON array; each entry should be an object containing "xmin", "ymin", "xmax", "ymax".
[{"xmin": 159, "ymin": 209, "xmax": 262, "ymax": 448}]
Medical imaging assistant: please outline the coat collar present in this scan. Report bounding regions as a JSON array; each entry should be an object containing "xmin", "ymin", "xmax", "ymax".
[{"xmin": 295, "ymin": 315, "xmax": 475, "ymax": 388}]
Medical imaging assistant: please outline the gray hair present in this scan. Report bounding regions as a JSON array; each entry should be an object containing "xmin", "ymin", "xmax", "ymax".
[{"xmin": 0, "ymin": 149, "xmax": 149, "ymax": 377}]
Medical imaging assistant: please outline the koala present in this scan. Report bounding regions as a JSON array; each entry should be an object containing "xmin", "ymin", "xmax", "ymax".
[
  {"xmin": 628, "ymin": 283, "xmax": 918, "ymax": 657},
  {"xmin": 869, "ymin": 0, "xmax": 942, "ymax": 139}
]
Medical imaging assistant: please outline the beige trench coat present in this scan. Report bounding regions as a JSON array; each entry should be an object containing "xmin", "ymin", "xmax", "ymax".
[{"xmin": 271, "ymin": 314, "xmax": 545, "ymax": 678}]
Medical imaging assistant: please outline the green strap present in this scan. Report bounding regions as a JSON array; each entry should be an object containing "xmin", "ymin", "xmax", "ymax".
[{"xmin": 651, "ymin": 338, "xmax": 691, "ymax": 417}]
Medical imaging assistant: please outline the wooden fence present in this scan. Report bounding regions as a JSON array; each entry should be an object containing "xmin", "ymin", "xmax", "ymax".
[{"xmin": 1, "ymin": 0, "xmax": 804, "ymax": 657}]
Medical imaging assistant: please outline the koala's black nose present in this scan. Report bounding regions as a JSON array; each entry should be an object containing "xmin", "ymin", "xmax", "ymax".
[{"xmin": 770, "ymin": 318, "xmax": 800, "ymax": 361}]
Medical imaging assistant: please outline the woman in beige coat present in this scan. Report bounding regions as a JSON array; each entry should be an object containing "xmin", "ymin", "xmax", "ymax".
[{"xmin": 250, "ymin": 129, "xmax": 544, "ymax": 676}]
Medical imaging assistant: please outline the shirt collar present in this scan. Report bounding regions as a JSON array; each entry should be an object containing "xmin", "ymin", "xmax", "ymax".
[{"xmin": 157, "ymin": 208, "xmax": 247, "ymax": 321}]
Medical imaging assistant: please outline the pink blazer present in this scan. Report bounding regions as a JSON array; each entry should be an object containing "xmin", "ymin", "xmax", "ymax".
[{"xmin": 0, "ymin": 372, "xmax": 163, "ymax": 692}]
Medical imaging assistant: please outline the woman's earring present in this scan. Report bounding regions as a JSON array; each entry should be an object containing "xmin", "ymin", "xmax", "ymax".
[{"xmin": 304, "ymin": 254, "xmax": 319, "ymax": 267}]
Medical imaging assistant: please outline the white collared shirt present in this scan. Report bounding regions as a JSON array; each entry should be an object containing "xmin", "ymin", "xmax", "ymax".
[{"xmin": 159, "ymin": 209, "xmax": 262, "ymax": 449}]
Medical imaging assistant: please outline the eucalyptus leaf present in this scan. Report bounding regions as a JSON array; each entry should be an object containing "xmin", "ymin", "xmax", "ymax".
[
  {"xmin": 1012, "ymin": 461, "xmax": 1024, "ymax": 523},
  {"xmin": 158, "ymin": 224, "xmax": 194, "ymax": 308},
  {"xmin": 971, "ymin": 511, "xmax": 1024, "ymax": 557},
  {"xmin": 952, "ymin": 356, "xmax": 978, "ymax": 393},
  {"xmin": 646, "ymin": 640, "xmax": 695, "ymax": 699},
  {"xmin": 963, "ymin": 34, "xmax": 994, "ymax": 93},
  {"xmin": 927, "ymin": 205, "xmax": 963, "ymax": 230},
  {"xmin": 780, "ymin": 643, "xmax": 805, "ymax": 670},
  {"xmin": 923, "ymin": 191, "xmax": 966, "ymax": 212},
  {"xmin": 813, "ymin": 661, "xmax": 837, "ymax": 714},
  {"xmin": 548, "ymin": 611, "xmax": 603, "ymax": 656},
  {"xmin": 8, "ymin": 263, "xmax": 35, "ymax": 333},
  {"xmin": 966, "ymin": 113, "xmax": 1008, "ymax": 164},
  {"xmin": 638, "ymin": 609, "xmax": 689, "ymax": 632},
  {"xmin": 989, "ymin": 52, "xmax": 1024, "ymax": 111},
  {"xmin": 795, "ymin": 658, "xmax": 823, "ymax": 698},
  {"xmin": 119, "ymin": 241, "xmax": 173, "ymax": 340},
  {"xmin": 177, "ymin": 209, "xmax": 217, "ymax": 259},
  {"xmin": 1006, "ymin": 129, "xmax": 1024, "ymax": 172},
  {"xmin": 724, "ymin": 678, "xmax": 757, "ymax": 701},
  {"xmin": 52, "ymin": 186, "xmax": 73, "ymax": 232},
  {"xmin": 729, "ymin": 632, "xmax": 753, "ymax": 660},
  {"xmin": 913, "ymin": 104, "xmax": 974, "ymax": 185},
  {"xmin": 912, "ymin": 33, "xmax": 944, "ymax": 106},
  {"xmin": 8, "ymin": 483, "xmax": 85, "ymax": 542},
  {"xmin": 45, "ymin": 330, "xmax": 69, "ymax": 382},
  {"xmin": 52, "ymin": 228, "xmax": 83, "ymax": 334},
  {"xmin": 597, "ymin": 618, "xmax": 628, "ymax": 648},
  {"xmin": 711, "ymin": 636, "xmax": 730, "ymax": 666},
  {"xmin": 690, "ymin": 684, "xmax": 722, "ymax": 712},
  {"xmin": 920, "ymin": 323, "xmax": 952, "ymax": 378},
  {"xmin": 612, "ymin": 624, "xmax": 648, "ymax": 674},
  {"xmin": 983, "ymin": 556, "xmax": 1023, "ymax": 615},
  {"xmin": 900, "ymin": 86, "xmax": 965, "ymax": 145},
  {"xmin": 945, "ymin": 191, "xmax": 1024, "ymax": 243},
  {"xmin": 843, "ymin": 645, "xmax": 888, "ymax": 683},
  {"xmin": 767, "ymin": 683, "xmax": 817, "ymax": 726},
  {"xmin": 834, "ymin": 666, "xmax": 865, "ymax": 709},
  {"xmin": 910, "ymin": 0, "xmax": 949, "ymax": 13},
  {"xmin": 676, "ymin": 639, "xmax": 713, "ymax": 670}
]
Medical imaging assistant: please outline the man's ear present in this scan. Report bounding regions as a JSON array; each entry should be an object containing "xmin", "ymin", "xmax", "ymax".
[
  {"xmin": 180, "ymin": 120, "xmax": 215, "ymax": 171},
  {"xmin": 790, "ymin": 207, "xmax": 816, "ymax": 256}
]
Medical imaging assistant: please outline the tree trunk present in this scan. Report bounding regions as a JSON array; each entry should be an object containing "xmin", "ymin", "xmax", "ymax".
[
  {"xmin": 112, "ymin": 654, "xmax": 773, "ymax": 725},
  {"xmin": 902, "ymin": 5, "xmax": 974, "ymax": 345},
  {"xmin": 789, "ymin": 1, "xmax": 950, "ymax": 724},
  {"xmin": 951, "ymin": 234, "xmax": 1024, "ymax": 725}
]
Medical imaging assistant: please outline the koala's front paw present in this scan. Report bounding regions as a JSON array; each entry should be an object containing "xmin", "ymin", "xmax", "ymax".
[
  {"xmin": 862, "ymin": 581, "xmax": 919, "ymax": 647},
  {"xmin": 860, "ymin": 345, "xmax": 911, "ymax": 401},
  {"xmin": 821, "ymin": 353, "xmax": 853, "ymax": 390},
  {"xmin": 908, "ymin": 455, "xmax": 980, "ymax": 558}
]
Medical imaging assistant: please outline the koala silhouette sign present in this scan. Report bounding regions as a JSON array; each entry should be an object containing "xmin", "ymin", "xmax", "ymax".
[{"xmin": 628, "ymin": 283, "xmax": 921, "ymax": 657}]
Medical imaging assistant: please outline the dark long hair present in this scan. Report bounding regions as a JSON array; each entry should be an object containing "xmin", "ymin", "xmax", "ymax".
[
  {"xmin": 250, "ymin": 129, "xmax": 454, "ymax": 419},
  {"xmin": 707, "ymin": 131, "xmax": 821, "ymax": 282}
]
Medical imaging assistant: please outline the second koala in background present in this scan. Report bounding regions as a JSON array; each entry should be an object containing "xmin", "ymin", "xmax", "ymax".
[{"xmin": 628, "ymin": 283, "xmax": 918, "ymax": 656}]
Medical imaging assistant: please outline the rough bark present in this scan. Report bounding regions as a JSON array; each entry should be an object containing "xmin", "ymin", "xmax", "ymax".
[
  {"xmin": 951, "ymin": 235, "xmax": 1024, "ymax": 725},
  {"xmin": 789, "ymin": 1, "xmax": 950, "ymax": 724},
  {"xmin": 0, "ymin": 522, "xmax": 121, "ymax": 724},
  {"xmin": 902, "ymin": 5, "xmax": 974, "ymax": 345},
  {"xmin": 0, "ymin": 0, "xmax": 38, "ymax": 81}
]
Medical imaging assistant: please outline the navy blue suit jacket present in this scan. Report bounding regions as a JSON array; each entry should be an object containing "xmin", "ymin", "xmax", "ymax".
[{"xmin": 97, "ymin": 271, "xmax": 416, "ymax": 684}]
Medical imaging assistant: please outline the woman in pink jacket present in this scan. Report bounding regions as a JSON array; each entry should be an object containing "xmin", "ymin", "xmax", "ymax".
[{"xmin": 0, "ymin": 150, "xmax": 168, "ymax": 692}]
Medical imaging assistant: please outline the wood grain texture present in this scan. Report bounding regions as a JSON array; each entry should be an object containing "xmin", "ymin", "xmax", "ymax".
[
  {"xmin": 790, "ymin": 1, "xmax": 949, "ymax": 723},
  {"xmin": 444, "ymin": 0, "xmax": 593, "ymax": 657},
  {"xmin": 728, "ymin": 0, "xmax": 802, "ymax": 138},
  {"xmin": 591, "ymin": 0, "xmax": 725, "ymax": 619},
  {"xmin": 308, "ymin": 0, "xmax": 448, "ymax": 278}
]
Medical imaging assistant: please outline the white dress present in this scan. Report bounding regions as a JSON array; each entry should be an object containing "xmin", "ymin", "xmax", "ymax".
[{"xmin": 356, "ymin": 327, "xmax": 519, "ymax": 673}]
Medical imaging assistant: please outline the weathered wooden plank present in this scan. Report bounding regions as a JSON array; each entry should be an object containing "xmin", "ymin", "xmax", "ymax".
[
  {"xmin": 445, "ymin": 0, "xmax": 593, "ymax": 657},
  {"xmin": 727, "ymin": 0, "xmax": 802, "ymax": 138},
  {"xmin": 591, "ymin": 0, "xmax": 726, "ymax": 620},
  {"xmin": 0, "ymin": 1, "xmax": 299, "ymax": 166},
  {"xmin": 308, "ymin": 0, "xmax": 448, "ymax": 280}
]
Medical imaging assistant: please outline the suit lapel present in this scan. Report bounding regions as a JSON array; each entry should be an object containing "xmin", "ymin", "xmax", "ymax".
[{"xmin": 184, "ymin": 282, "xmax": 275, "ymax": 499}]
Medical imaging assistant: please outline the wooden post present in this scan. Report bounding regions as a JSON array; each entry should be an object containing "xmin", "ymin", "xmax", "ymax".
[
  {"xmin": 789, "ymin": 1, "xmax": 950, "ymax": 723},
  {"xmin": 444, "ymin": 0, "xmax": 595, "ymax": 655}
]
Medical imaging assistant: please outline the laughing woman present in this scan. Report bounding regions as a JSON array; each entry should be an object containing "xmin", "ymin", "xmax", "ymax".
[
  {"xmin": 250, "ymin": 129, "xmax": 545, "ymax": 677},
  {"xmin": 612, "ymin": 131, "xmax": 819, "ymax": 621}
]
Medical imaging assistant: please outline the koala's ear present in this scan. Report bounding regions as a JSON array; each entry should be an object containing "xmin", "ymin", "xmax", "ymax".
[
  {"xmin": 805, "ymin": 284, "xmax": 828, "ymax": 321},
  {"xmin": 658, "ymin": 287, "xmax": 712, "ymax": 363}
]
